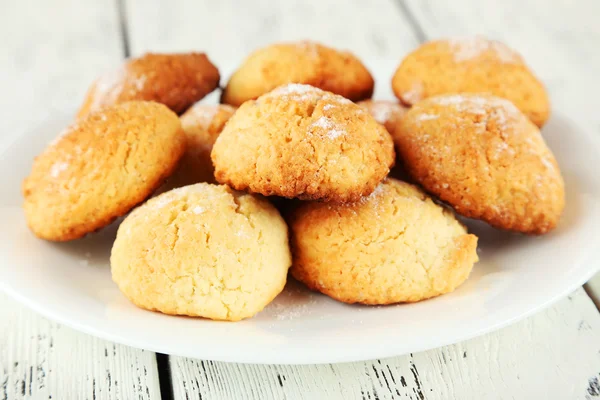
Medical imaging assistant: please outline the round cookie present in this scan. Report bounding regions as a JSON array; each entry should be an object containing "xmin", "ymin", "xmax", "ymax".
[
  {"xmin": 78, "ymin": 52, "xmax": 220, "ymax": 118},
  {"xmin": 289, "ymin": 179, "xmax": 478, "ymax": 305},
  {"xmin": 221, "ymin": 41, "xmax": 374, "ymax": 106},
  {"xmin": 212, "ymin": 84, "xmax": 395, "ymax": 202},
  {"xmin": 391, "ymin": 37, "xmax": 550, "ymax": 127},
  {"xmin": 111, "ymin": 183, "xmax": 291, "ymax": 321},
  {"xmin": 358, "ymin": 100, "xmax": 408, "ymax": 135},
  {"xmin": 395, "ymin": 93, "xmax": 565, "ymax": 234},
  {"xmin": 167, "ymin": 103, "xmax": 236, "ymax": 187},
  {"xmin": 23, "ymin": 101, "xmax": 185, "ymax": 241}
]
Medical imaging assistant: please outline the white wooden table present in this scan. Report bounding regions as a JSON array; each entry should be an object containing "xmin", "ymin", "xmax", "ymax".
[{"xmin": 2, "ymin": 0, "xmax": 600, "ymax": 398}]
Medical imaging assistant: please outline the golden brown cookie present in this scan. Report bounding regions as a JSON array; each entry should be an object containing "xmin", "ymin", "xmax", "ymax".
[
  {"xmin": 289, "ymin": 179, "xmax": 478, "ymax": 305},
  {"xmin": 391, "ymin": 37, "xmax": 550, "ymax": 127},
  {"xmin": 395, "ymin": 93, "xmax": 565, "ymax": 234},
  {"xmin": 78, "ymin": 53, "xmax": 220, "ymax": 117},
  {"xmin": 111, "ymin": 183, "xmax": 291, "ymax": 321},
  {"xmin": 221, "ymin": 41, "xmax": 374, "ymax": 106},
  {"xmin": 166, "ymin": 103, "xmax": 236, "ymax": 187},
  {"xmin": 212, "ymin": 84, "xmax": 395, "ymax": 202},
  {"xmin": 357, "ymin": 100, "xmax": 408, "ymax": 135},
  {"xmin": 23, "ymin": 101, "xmax": 185, "ymax": 241}
]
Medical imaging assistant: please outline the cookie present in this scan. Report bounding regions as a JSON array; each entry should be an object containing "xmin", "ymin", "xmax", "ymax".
[
  {"xmin": 221, "ymin": 41, "xmax": 374, "ymax": 106},
  {"xmin": 166, "ymin": 103, "xmax": 236, "ymax": 188},
  {"xmin": 110, "ymin": 183, "xmax": 291, "ymax": 321},
  {"xmin": 289, "ymin": 179, "xmax": 478, "ymax": 305},
  {"xmin": 391, "ymin": 37, "xmax": 550, "ymax": 127},
  {"xmin": 78, "ymin": 53, "xmax": 220, "ymax": 117},
  {"xmin": 23, "ymin": 101, "xmax": 185, "ymax": 241},
  {"xmin": 357, "ymin": 100, "xmax": 408, "ymax": 135},
  {"xmin": 395, "ymin": 93, "xmax": 565, "ymax": 234},
  {"xmin": 212, "ymin": 84, "xmax": 395, "ymax": 202}
]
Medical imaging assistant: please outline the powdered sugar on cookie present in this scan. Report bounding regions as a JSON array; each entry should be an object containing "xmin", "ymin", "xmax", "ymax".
[
  {"xmin": 267, "ymin": 83, "xmax": 352, "ymax": 105},
  {"xmin": 309, "ymin": 116, "xmax": 346, "ymax": 139},
  {"xmin": 49, "ymin": 161, "xmax": 69, "ymax": 178},
  {"xmin": 187, "ymin": 105, "xmax": 220, "ymax": 123},
  {"xmin": 401, "ymin": 81, "xmax": 423, "ymax": 104},
  {"xmin": 447, "ymin": 37, "xmax": 523, "ymax": 64},
  {"xmin": 295, "ymin": 40, "xmax": 320, "ymax": 58},
  {"xmin": 368, "ymin": 103, "xmax": 394, "ymax": 125},
  {"xmin": 415, "ymin": 113, "xmax": 439, "ymax": 122},
  {"xmin": 430, "ymin": 94, "xmax": 521, "ymax": 130}
]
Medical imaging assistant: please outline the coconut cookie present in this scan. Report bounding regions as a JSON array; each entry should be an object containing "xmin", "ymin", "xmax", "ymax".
[
  {"xmin": 23, "ymin": 101, "xmax": 185, "ymax": 241},
  {"xmin": 78, "ymin": 52, "xmax": 220, "ymax": 117},
  {"xmin": 357, "ymin": 100, "xmax": 407, "ymax": 135},
  {"xmin": 111, "ymin": 183, "xmax": 291, "ymax": 321},
  {"xmin": 212, "ymin": 84, "xmax": 395, "ymax": 202},
  {"xmin": 391, "ymin": 37, "xmax": 550, "ymax": 127},
  {"xmin": 221, "ymin": 41, "xmax": 374, "ymax": 106},
  {"xmin": 167, "ymin": 104, "xmax": 236, "ymax": 187},
  {"xmin": 289, "ymin": 179, "xmax": 478, "ymax": 305},
  {"xmin": 395, "ymin": 93, "xmax": 565, "ymax": 234}
]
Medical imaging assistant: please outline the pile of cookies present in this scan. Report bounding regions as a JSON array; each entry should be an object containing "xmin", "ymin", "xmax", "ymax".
[{"xmin": 22, "ymin": 37, "xmax": 565, "ymax": 321}]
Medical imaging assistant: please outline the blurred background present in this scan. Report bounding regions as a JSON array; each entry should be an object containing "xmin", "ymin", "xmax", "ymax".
[{"xmin": 2, "ymin": 0, "xmax": 598, "ymax": 147}]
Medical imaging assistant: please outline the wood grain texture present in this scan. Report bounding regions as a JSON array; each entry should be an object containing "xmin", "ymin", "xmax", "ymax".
[
  {"xmin": 0, "ymin": 1, "xmax": 162, "ymax": 399},
  {"xmin": 0, "ymin": 0, "xmax": 124, "ymax": 148},
  {"xmin": 124, "ymin": 0, "xmax": 420, "ymax": 60},
  {"xmin": 169, "ymin": 289, "xmax": 600, "ymax": 400},
  {"xmin": 0, "ymin": 294, "xmax": 161, "ymax": 400}
]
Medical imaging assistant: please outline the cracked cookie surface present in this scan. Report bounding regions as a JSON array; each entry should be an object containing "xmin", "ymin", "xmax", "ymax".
[
  {"xmin": 395, "ymin": 93, "xmax": 564, "ymax": 234},
  {"xmin": 111, "ymin": 183, "xmax": 291, "ymax": 321},
  {"xmin": 221, "ymin": 40, "xmax": 374, "ymax": 106},
  {"xmin": 23, "ymin": 101, "xmax": 185, "ymax": 241},
  {"xmin": 78, "ymin": 52, "xmax": 220, "ymax": 117},
  {"xmin": 289, "ymin": 178, "xmax": 478, "ymax": 305},
  {"xmin": 391, "ymin": 37, "xmax": 550, "ymax": 127},
  {"xmin": 211, "ymin": 84, "xmax": 395, "ymax": 202}
]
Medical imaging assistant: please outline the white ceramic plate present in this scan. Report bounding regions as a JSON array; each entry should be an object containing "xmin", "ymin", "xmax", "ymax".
[{"xmin": 2, "ymin": 61, "xmax": 600, "ymax": 365}]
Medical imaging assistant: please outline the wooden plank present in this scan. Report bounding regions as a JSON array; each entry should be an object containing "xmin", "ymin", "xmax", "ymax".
[
  {"xmin": 0, "ymin": 0, "xmax": 124, "ymax": 145},
  {"xmin": 0, "ymin": 294, "xmax": 161, "ymax": 400},
  {"xmin": 0, "ymin": 1, "xmax": 162, "ymax": 398},
  {"xmin": 170, "ymin": 288, "xmax": 600, "ymax": 400},
  {"xmin": 124, "ymin": 0, "xmax": 420, "ymax": 60}
]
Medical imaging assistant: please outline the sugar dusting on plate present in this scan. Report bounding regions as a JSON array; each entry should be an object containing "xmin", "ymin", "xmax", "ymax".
[{"xmin": 266, "ymin": 283, "xmax": 322, "ymax": 321}]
